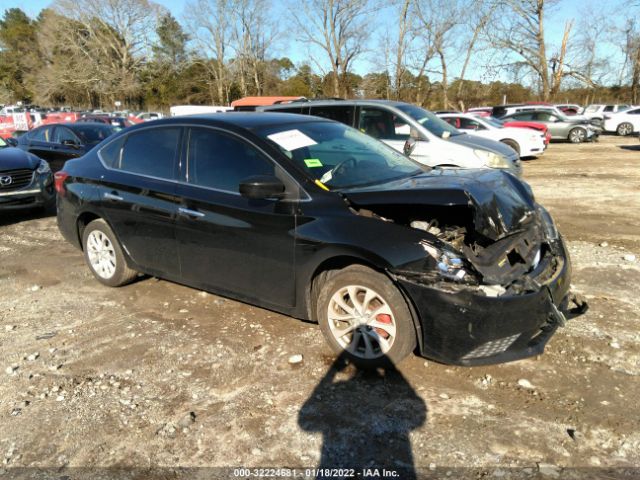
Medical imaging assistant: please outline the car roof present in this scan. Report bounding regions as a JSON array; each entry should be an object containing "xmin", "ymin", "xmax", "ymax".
[
  {"xmin": 136, "ymin": 112, "xmax": 333, "ymax": 129},
  {"xmin": 262, "ymin": 99, "xmax": 411, "ymax": 109}
]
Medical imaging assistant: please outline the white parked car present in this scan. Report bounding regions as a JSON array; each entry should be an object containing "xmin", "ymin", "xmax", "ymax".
[
  {"xmin": 581, "ymin": 104, "xmax": 630, "ymax": 122},
  {"xmin": 136, "ymin": 112, "xmax": 164, "ymax": 121},
  {"xmin": 602, "ymin": 106, "xmax": 640, "ymax": 135},
  {"xmin": 438, "ymin": 113, "xmax": 546, "ymax": 157}
]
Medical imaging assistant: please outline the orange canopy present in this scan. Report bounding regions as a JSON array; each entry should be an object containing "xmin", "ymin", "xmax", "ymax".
[{"xmin": 230, "ymin": 96, "xmax": 304, "ymax": 107}]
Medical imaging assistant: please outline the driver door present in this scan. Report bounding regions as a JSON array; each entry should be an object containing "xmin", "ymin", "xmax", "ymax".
[{"xmin": 50, "ymin": 126, "xmax": 84, "ymax": 171}]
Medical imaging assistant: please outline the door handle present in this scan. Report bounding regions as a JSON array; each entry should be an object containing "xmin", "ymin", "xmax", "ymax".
[
  {"xmin": 104, "ymin": 192, "xmax": 124, "ymax": 202},
  {"xmin": 178, "ymin": 207, "xmax": 205, "ymax": 218}
]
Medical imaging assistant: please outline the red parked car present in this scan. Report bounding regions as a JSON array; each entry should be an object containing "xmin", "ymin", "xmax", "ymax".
[{"xmin": 501, "ymin": 120, "xmax": 551, "ymax": 145}]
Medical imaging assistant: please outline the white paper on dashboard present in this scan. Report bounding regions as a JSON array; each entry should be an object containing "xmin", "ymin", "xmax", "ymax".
[{"xmin": 267, "ymin": 129, "xmax": 317, "ymax": 151}]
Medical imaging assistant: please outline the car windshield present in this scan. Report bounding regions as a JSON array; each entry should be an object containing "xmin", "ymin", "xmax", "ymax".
[
  {"xmin": 395, "ymin": 104, "xmax": 462, "ymax": 138},
  {"xmin": 255, "ymin": 121, "xmax": 425, "ymax": 190},
  {"xmin": 71, "ymin": 125, "xmax": 117, "ymax": 145},
  {"xmin": 485, "ymin": 117, "xmax": 504, "ymax": 128}
]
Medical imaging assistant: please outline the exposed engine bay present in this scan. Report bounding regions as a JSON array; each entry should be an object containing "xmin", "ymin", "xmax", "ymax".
[{"xmin": 346, "ymin": 200, "xmax": 561, "ymax": 296}]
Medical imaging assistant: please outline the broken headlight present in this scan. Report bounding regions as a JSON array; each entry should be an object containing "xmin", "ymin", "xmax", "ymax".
[
  {"xmin": 419, "ymin": 240, "xmax": 469, "ymax": 281},
  {"xmin": 536, "ymin": 205, "xmax": 558, "ymax": 240},
  {"xmin": 437, "ymin": 250, "xmax": 468, "ymax": 281}
]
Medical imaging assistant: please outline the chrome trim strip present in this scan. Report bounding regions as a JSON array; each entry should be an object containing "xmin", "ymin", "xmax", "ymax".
[{"xmin": 0, "ymin": 188, "xmax": 40, "ymax": 197}]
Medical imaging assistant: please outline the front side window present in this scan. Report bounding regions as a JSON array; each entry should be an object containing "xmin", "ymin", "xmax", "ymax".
[
  {"xmin": 458, "ymin": 117, "xmax": 485, "ymax": 130},
  {"xmin": 395, "ymin": 104, "xmax": 461, "ymax": 139},
  {"xmin": 29, "ymin": 126, "xmax": 53, "ymax": 142},
  {"xmin": 186, "ymin": 128, "xmax": 274, "ymax": 192},
  {"xmin": 256, "ymin": 121, "xmax": 423, "ymax": 190},
  {"xmin": 117, "ymin": 127, "xmax": 180, "ymax": 179},
  {"xmin": 53, "ymin": 127, "xmax": 79, "ymax": 144}
]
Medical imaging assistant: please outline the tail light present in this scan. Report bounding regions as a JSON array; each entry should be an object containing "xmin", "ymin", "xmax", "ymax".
[{"xmin": 54, "ymin": 171, "xmax": 69, "ymax": 196}]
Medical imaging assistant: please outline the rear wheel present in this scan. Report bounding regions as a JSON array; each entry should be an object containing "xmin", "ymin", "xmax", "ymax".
[
  {"xmin": 315, "ymin": 265, "xmax": 417, "ymax": 367},
  {"xmin": 500, "ymin": 139, "xmax": 520, "ymax": 156},
  {"xmin": 82, "ymin": 219, "xmax": 138, "ymax": 287},
  {"xmin": 617, "ymin": 122, "xmax": 633, "ymax": 136},
  {"xmin": 568, "ymin": 128, "xmax": 586, "ymax": 143}
]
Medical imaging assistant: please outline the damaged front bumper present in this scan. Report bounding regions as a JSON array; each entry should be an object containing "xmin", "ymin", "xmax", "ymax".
[{"xmin": 394, "ymin": 237, "xmax": 575, "ymax": 366}]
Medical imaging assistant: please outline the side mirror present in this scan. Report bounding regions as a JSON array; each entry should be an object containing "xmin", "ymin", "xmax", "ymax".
[
  {"xmin": 6, "ymin": 137, "xmax": 18, "ymax": 147},
  {"xmin": 239, "ymin": 175, "xmax": 286, "ymax": 200}
]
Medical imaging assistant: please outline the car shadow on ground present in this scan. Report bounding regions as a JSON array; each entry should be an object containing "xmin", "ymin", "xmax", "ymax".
[
  {"xmin": 0, "ymin": 206, "xmax": 55, "ymax": 228},
  {"xmin": 299, "ymin": 353, "xmax": 427, "ymax": 479},
  {"xmin": 618, "ymin": 145, "xmax": 640, "ymax": 151}
]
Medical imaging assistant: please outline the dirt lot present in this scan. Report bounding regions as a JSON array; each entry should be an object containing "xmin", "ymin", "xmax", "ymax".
[{"xmin": 1, "ymin": 135, "xmax": 639, "ymax": 479}]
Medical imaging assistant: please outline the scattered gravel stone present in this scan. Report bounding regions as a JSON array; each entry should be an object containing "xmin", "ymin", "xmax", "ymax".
[
  {"xmin": 599, "ymin": 241, "xmax": 608, "ymax": 247},
  {"xmin": 288, "ymin": 354, "xmax": 303, "ymax": 365},
  {"xmin": 26, "ymin": 353, "xmax": 39, "ymax": 361},
  {"xmin": 623, "ymin": 254, "xmax": 636, "ymax": 262},
  {"xmin": 610, "ymin": 341, "xmax": 621, "ymax": 349},
  {"xmin": 4, "ymin": 325, "xmax": 16, "ymax": 332},
  {"xmin": 439, "ymin": 393, "xmax": 450, "ymax": 400},
  {"xmin": 177, "ymin": 411, "xmax": 196, "ymax": 428},
  {"xmin": 251, "ymin": 448, "xmax": 262, "ymax": 456},
  {"xmin": 537, "ymin": 463, "xmax": 561, "ymax": 478},
  {"xmin": 55, "ymin": 395, "xmax": 65, "ymax": 402},
  {"xmin": 30, "ymin": 285, "xmax": 42, "ymax": 292},
  {"xmin": 517, "ymin": 379, "xmax": 535, "ymax": 390},
  {"xmin": 5, "ymin": 365, "xmax": 18, "ymax": 375},
  {"xmin": 179, "ymin": 309, "xmax": 189, "ymax": 313}
]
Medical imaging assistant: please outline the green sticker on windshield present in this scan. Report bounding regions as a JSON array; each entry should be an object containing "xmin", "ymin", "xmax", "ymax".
[{"xmin": 304, "ymin": 158, "xmax": 323, "ymax": 168}]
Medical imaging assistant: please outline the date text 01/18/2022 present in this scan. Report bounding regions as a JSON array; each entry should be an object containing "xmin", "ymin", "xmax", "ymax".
[{"xmin": 232, "ymin": 468, "xmax": 401, "ymax": 478}]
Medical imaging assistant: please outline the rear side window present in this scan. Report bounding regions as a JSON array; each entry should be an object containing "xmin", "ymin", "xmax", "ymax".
[
  {"xmin": 309, "ymin": 106, "xmax": 353, "ymax": 126},
  {"xmin": 187, "ymin": 127, "xmax": 274, "ymax": 192},
  {"xmin": 99, "ymin": 136, "xmax": 126, "ymax": 168},
  {"xmin": 116, "ymin": 127, "xmax": 180, "ymax": 179},
  {"xmin": 603, "ymin": 106, "xmax": 614, "ymax": 112}
]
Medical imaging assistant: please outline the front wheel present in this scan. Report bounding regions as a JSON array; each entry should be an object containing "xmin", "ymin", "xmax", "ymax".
[
  {"xmin": 82, "ymin": 219, "xmax": 138, "ymax": 287},
  {"xmin": 617, "ymin": 122, "xmax": 633, "ymax": 136},
  {"xmin": 500, "ymin": 139, "xmax": 521, "ymax": 156},
  {"xmin": 315, "ymin": 265, "xmax": 417, "ymax": 367},
  {"xmin": 568, "ymin": 128, "xmax": 587, "ymax": 143}
]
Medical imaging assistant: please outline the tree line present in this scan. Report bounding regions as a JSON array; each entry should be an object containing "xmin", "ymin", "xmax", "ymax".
[{"xmin": 1, "ymin": 0, "xmax": 639, "ymax": 111}]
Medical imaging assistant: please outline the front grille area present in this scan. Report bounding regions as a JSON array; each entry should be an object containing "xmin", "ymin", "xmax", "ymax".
[{"xmin": 0, "ymin": 169, "xmax": 34, "ymax": 192}]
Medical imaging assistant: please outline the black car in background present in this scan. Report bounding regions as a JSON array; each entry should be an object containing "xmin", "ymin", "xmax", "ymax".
[
  {"xmin": 10, "ymin": 123, "xmax": 118, "ymax": 172},
  {"xmin": 76, "ymin": 115, "xmax": 134, "ymax": 130},
  {"xmin": 55, "ymin": 113, "xmax": 576, "ymax": 366},
  {"xmin": 0, "ymin": 136, "xmax": 54, "ymax": 211}
]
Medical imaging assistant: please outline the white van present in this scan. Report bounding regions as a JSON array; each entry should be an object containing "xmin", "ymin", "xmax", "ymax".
[{"xmin": 170, "ymin": 105, "xmax": 232, "ymax": 117}]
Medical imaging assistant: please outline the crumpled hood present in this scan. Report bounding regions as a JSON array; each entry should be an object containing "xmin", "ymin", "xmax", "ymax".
[
  {"xmin": 0, "ymin": 147, "xmax": 40, "ymax": 171},
  {"xmin": 448, "ymin": 133, "xmax": 519, "ymax": 161},
  {"xmin": 342, "ymin": 169, "xmax": 537, "ymax": 241}
]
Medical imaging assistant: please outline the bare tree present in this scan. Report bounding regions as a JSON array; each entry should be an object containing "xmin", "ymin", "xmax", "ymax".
[
  {"xmin": 293, "ymin": 0, "xmax": 374, "ymax": 97},
  {"xmin": 185, "ymin": 0, "xmax": 234, "ymax": 104},
  {"xmin": 487, "ymin": 0, "xmax": 573, "ymax": 100},
  {"xmin": 53, "ymin": 0, "xmax": 161, "ymax": 104}
]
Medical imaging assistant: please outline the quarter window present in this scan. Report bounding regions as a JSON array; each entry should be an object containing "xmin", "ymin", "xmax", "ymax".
[
  {"xmin": 118, "ymin": 127, "xmax": 180, "ymax": 179},
  {"xmin": 187, "ymin": 128, "xmax": 274, "ymax": 192},
  {"xmin": 309, "ymin": 106, "xmax": 353, "ymax": 127}
]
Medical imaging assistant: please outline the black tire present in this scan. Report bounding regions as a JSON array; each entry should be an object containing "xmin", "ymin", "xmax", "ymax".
[
  {"xmin": 617, "ymin": 122, "xmax": 633, "ymax": 136},
  {"xmin": 82, "ymin": 218, "xmax": 137, "ymax": 287},
  {"xmin": 500, "ymin": 139, "xmax": 520, "ymax": 156},
  {"xmin": 568, "ymin": 127, "xmax": 586, "ymax": 143},
  {"xmin": 315, "ymin": 265, "xmax": 417, "ymax": 368}
]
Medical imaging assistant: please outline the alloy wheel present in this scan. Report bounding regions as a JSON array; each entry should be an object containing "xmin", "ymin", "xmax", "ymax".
[
  {"xmin": 86, "ymin": 230, "xmax": 117, "ymax": 279},
  {"xmin": 327, "ymin": 285, "xmax": 397, "ymax": 360}
]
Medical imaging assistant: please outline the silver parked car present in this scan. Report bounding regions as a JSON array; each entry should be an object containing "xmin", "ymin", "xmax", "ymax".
[{"xmin": 500, "ymin": 110, "xmax": 600, "ymax": 143}]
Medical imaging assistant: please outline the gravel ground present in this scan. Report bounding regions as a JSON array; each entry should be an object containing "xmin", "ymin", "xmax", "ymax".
[{"xmin": 0, "ymin": 135, "xmax": 639, "ymax": 479}]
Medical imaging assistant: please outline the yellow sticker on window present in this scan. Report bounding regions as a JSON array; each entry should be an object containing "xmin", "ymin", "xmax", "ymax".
[{"xmin": 304, "ymin": 158, "xmax": 323, "ymax": 168}]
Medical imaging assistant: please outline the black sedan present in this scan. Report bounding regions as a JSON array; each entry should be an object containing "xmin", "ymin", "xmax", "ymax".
[
  {"xmin": 10, "ymin": 123, "xmax": 118, "ymax": 172},
  {"xmin": 0, "ymin": 139, "xmax": 55, "ymax": 211},
  {"xmin": 55, "ymin": 113, "xmax": 578, "ymax": 366}
]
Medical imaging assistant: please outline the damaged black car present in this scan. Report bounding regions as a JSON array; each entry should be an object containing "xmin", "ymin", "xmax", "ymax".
[{"xmin": 55, "ymin": 113, "xmax": 583, "ymax": 367}]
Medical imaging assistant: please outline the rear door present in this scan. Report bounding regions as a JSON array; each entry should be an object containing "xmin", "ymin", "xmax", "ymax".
[
  {"xmin": 49, "ymin": 126, "xmax": 84, "ymax": 171},
  {"xmin": 174, "ymin": 126, "xmax": 298, "ymax": 307},
  {"xmin": 96, "ymin": 126, "xmax": 182, "ymax": 277},
  {"xmin": 25, "ymin": 126, "xmax": 57, "ymax": 163}
]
